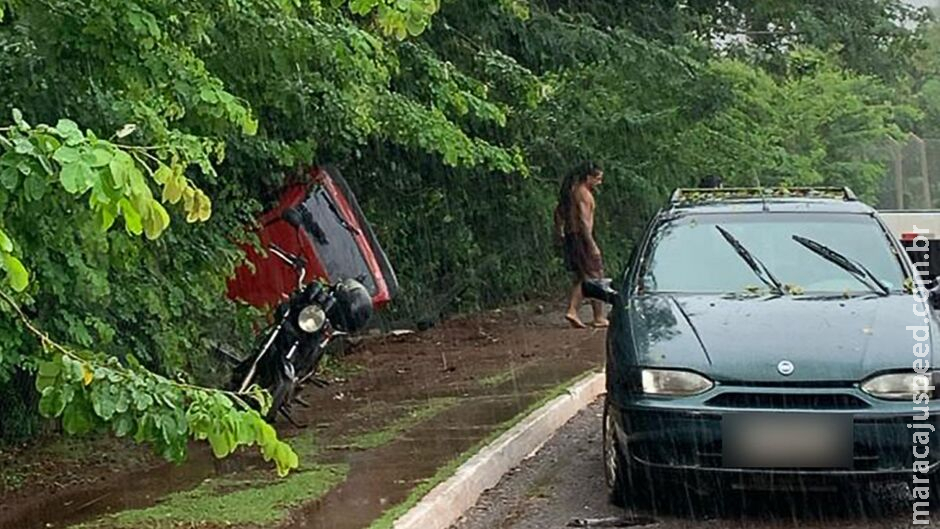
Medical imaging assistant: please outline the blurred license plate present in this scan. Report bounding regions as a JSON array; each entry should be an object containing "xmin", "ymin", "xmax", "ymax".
[{"xmin": 722, "ymin": 413, "xmax": 852, "ymax": 469}]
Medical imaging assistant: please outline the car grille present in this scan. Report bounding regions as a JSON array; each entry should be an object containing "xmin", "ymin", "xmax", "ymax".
[{"xmin": 705, "ymin": 392, "xmax": 870, "ymax": 410}]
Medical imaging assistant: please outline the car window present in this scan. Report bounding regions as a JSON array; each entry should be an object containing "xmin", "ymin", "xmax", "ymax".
[
  {"xmin": 642, "ymin": 212, "xmax": 906, "ymax": 294},
  {"xmin": 302, "ymin": 187, "xmax": 377, "ymax": 293}
]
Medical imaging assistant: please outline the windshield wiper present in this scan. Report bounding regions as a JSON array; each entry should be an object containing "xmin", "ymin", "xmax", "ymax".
[
  {"xmin": 715, "ymin": 225, "xmax": 784, "ymax": 295},
  {"xmin": 791, "ymin": 235, "xmax": 890, "ymax": 296}
]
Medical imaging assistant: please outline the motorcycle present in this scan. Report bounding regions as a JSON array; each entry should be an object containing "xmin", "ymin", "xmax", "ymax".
[{"xmin": 226, "ymin": 209, "xmax": 374, "ymax": 423}]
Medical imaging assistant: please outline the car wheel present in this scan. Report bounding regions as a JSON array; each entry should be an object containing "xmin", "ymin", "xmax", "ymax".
[{"xmin": 603, "ymin": 399, "xmax": 649, "ymax": 508}]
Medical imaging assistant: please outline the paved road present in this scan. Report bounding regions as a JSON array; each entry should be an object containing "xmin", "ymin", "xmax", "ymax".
[{"xmin": 453, "ymin": 400, "xmax": 936, "ymax": 529}]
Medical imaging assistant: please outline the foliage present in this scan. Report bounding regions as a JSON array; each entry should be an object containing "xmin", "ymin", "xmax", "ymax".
[
  {"xmin": 577, "ymin": 0, "xmax": 931, "ymax": 81},
  {"xmin": 0, "ymin": 0, "xmax": 522, "ymax": 467},
  {"xmin": 674, "ymin": 52, "xmax": 910, "ymax": 202},
  {"xmin": 2, "ymin": 289, "xmax": 299, "ymax": 475},
  {"xmin": 1, "ymin": 0, "xmax": 937, "ymax": 474}
]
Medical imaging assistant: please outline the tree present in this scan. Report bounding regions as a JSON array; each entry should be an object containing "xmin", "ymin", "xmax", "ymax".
[{"xmin": 0, "ymin": 0, "xmax": 517, "ymax": 469}]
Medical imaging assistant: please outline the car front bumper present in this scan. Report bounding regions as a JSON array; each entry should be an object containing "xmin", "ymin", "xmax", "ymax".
[{"xmin": 610, "ymin": 387, "xmax": 940, "ymax": 489}]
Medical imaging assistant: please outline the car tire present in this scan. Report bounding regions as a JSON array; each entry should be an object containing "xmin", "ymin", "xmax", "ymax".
[{"xmin": 603, "ymin": 399, "xmax": 650, "ymax": 509}]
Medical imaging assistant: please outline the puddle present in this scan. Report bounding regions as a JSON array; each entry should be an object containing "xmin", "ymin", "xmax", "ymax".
[
  {"xmin": 1, "ymin": 308, "xmax": 603, "ymax": 529},
  {"xmin": 286, "ymin": 359, "xmax": 598, "ymax": 529},
  {"xmin": 1, "ymin": 448, "xmax": 219, "ymax": 529}
]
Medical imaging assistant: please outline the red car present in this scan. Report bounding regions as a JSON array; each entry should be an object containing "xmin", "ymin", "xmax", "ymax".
[{"xmin": 227, "ymin": 166, "xmax": 398, "ymax": 313}]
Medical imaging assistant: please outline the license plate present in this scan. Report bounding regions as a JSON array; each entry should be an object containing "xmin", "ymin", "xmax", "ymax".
[{"xmin": 722, "ymin": 413, "xmax": 853, "ymax": 469}]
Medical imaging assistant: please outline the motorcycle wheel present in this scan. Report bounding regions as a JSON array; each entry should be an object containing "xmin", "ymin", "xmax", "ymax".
[{"xmin": 265, "ymin": 374, "xmax": 295, "ymax": 422}]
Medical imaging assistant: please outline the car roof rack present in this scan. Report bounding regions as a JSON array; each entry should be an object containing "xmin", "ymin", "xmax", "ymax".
[{"xmin": 669, "ymin": 186, "xmax": 857, "ymax": 206}]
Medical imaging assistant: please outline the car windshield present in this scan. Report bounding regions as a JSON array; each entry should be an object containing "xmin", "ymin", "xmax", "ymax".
[{"xmin": 642, "ymin": 212, "xmax": 906, "ymax": 294}]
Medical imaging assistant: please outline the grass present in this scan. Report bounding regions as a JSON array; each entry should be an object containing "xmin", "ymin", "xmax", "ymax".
[
  {"xmin": 334, "ymin": 397, "xmax": 458, "ymax": 450},
  {"xmin": 79, "ymin": 412, "xmax": 339, "ymax": 529},
  {"xmin": 366, "ymin": 370, "xmax": 599, "ymax": 529},
  {"xmin": 477, "ymin": 369, "xmax": 516, "ymax": 389},
  {"xmin": 77, "ymin": 394, "xmax": 460, "ymax": 528},
  {"xmin": 0, "ymin": 468, "xmax": 25, "ymax": 492},
  {"xmin": 84, "ymin": 464, "xmax": 349, "ymax": 529},
  {"xmin": 318, "ymin": 353, "xmax": 366, "ymax": 380}
]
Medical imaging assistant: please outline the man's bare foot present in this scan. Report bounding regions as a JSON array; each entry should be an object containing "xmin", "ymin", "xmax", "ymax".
[
  {"xmin": 591, "ymin": 319, "xmax": 610, "ymax": 328},
  {"xmin": 565, "ymin": 313, "xmax": 587, "ymax": 329}
]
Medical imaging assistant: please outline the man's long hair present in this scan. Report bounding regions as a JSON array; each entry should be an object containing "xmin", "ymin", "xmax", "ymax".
[{"xmin": 557, "ymin": 161, "xmax": 602, "ymax": 228}]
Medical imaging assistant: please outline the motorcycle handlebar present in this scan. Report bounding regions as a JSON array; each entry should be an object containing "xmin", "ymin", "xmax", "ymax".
[{"xmin": 268, "ymin": 243, "xmax": 306, "ymax": 270}]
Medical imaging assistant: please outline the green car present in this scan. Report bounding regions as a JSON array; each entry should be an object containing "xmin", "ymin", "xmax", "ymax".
[{"xmin": 584, "ymin": 187, "xmax": 939, "ymax": 508}]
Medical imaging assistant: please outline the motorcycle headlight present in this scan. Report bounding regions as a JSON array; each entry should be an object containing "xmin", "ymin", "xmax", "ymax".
[
  {"xmin": 297, "ymin": 305, "xmax": 327, "ymax": 333},
  {"xmin": 861, "ymin": 372, "xmax": 936, "ymax": 400},
  {"xmin": 641, "ymin": 369, "xmax": 713, "ymax": 396}
]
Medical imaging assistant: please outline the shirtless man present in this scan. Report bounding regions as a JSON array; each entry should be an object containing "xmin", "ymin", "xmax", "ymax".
[{"xmin": 553, "ymin": 162, "xmax": 608, "ymax": 328}]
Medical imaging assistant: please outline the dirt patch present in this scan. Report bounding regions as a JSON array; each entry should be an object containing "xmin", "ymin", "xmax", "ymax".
[{"xmin": 0, "ymin": 303, "xmax": 604, "ymax": 529}]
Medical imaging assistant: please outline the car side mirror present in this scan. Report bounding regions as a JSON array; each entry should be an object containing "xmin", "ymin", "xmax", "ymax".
[
  {"xmin": 930, "ymin": 284, "xmax": 940, "ymax": 310},
  {"xmin": 281, "ymin": 207, "xmax": 304, "ymax": 229},
  {"xmin": 582, "ymin": 278, "xmax": 619, "ymax": 304}
]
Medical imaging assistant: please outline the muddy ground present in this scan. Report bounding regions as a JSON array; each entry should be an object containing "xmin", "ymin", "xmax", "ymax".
[
  {"xmin": 0, "ymin": 304, "xmax": 604, "ymax": 529},
  {"xmin": 453, "ymin": 400, "xmax": 937, "ymax": 529}
]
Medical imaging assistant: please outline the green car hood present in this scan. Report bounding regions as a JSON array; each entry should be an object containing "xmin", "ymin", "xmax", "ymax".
[{"xmin": 626, "ymin": 293, "xmax": 936, "ymax": 383}]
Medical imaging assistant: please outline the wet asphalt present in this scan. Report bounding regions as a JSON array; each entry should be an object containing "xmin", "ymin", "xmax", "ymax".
[{"xmin": 452, "ymin": 399, "xmax": 937, "ymax": 529}]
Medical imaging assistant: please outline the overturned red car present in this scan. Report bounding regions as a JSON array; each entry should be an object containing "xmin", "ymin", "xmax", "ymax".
[{"xmin": 227, "ymin": 166, "xmax": 398, "ymax": 311}]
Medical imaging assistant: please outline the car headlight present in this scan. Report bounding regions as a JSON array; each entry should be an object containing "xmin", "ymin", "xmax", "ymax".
[
  {"xmin": 860, "ymin": 372, "xmax": 936, "ymax": 400},
  {"xmin": 297, "ymin": 305, "xmax": 327, "ymax": 333},
  {"xmin": 641, "ymin": 369, "xmax": 713, "ymax": 396}
]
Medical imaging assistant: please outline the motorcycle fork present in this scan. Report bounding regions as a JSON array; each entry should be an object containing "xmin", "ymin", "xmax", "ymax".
[{"xmin": 238, "ymin": 313, "xmax": 290, "ymax": 393}]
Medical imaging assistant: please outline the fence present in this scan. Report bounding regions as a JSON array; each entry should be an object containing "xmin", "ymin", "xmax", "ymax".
[{"xmin": 877, "ymin": 135, "xmax": 940, "ymax": 210}]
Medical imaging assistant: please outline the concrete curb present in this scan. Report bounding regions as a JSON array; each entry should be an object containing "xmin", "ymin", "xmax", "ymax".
[{"xmin": 393, "ymin": 371, "xmax": 606, "ymax": 529}]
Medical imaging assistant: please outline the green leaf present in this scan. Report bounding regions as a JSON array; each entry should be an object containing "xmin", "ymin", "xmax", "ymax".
[
  {"xmin": 3, "ymin": 254, "xmax": 29, "ymax": 292},
  {"xmin": 143, "ymin": 201, "xmax": 170, "ymax": 240},
  {"xmin": 153, "ymin": 164, "xmax": 172, "ymax": 184},
  {"xmin": 52, "ymin": 146, "xmax": 81, "ymax": 165},
  {"xmin": 119, "ymin": 198, "xmax": 143, "ymax": 236},
  {"xmin": 243, "ymin": 117, "xmax": 258, "ymax": 136},
  {"xmin": 55, "ymin": 119, "xmax": 84, "ymax": 145},
  {"xmin": 12, "ymin": 138, "xmax": 36, "ymax": 155},
  {"xmin": 16, "ymin": 160, "xmax": 33, "ymax": 177},
  {"xmin": 0, "ymin": 229, "xmax": 11, "ymax": 253},
  {"xmin": 274, "ymin": 442, "xmax": 299, "ymax": 477},
  {"xmin": 0, "ymin": 167, "xmax": 20, "ymax": 190},
  {"xmin": 208, "ymin": 429, "xmax": 232, "ymax": 458},
  {"xmin": 34, "ymin": 133, "xmax": 61, "ymax": 154},
  {"xmin": 108, "ymin": 151, "xmax": 134, "ymax": 189},
  {"xmin": 349, "ymin": 0, "xmax": 375, "ymax": 15},
  {"xmin": 95, "ymin": 203, "xmax": 118, "ymax": 232},
  {"xmin": 91, "ymin": 386, "xmax": 118, "ymax": 421},
  {"xmin": 162, "ymin": 176, "xmax": 184, "ymax": 204},
  {"xmin": 62, "ymin": 394, "xmax": 96, "ymax": 435},
  {"xmin": 59, "ymin": 162, "xmax": 95, "ymax": 194},
  {"xmin": 38, "ymin": 385, "xmax": 73, "ymax": 418},
  {"xmin": 127, "ymin": 167, "xmax": 149, "ymax": 197},
  {"xmin": 85, "ymin": 146, "xmax": 113, "ymax": 168},
  {"xmin": 12, "ymin": 108, "xmax": 27, "ymax": 129},
  {"xmin": 133, "ymin": 390, "xmax": 154, "ymax": 411},
  {"xmin": 113, "ymin": 414, "xmax": 135, "ymax": 437},
  {"xmin": 61, "ymin": 356, "xmax": 86, "ymax": 383},
  {"xmin": 23, "ymin": 175, "xmax": 48, "ymax": 201},
  {"xmin": 199, "ymin": 88, "xmax": 218, "ymax": 103},
  {"xmin": 35, "ymin": 360, "xmax": 61, "ymax": 392}
]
